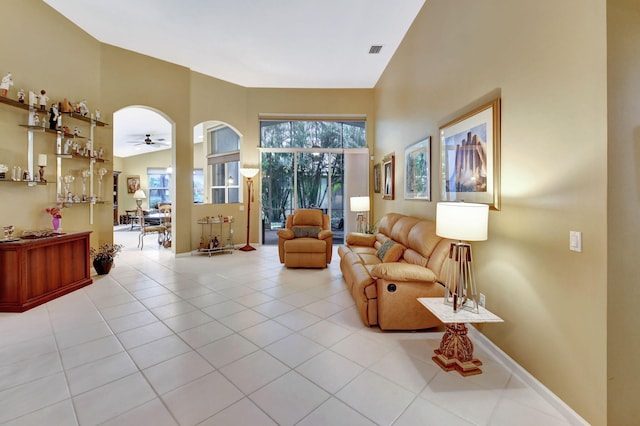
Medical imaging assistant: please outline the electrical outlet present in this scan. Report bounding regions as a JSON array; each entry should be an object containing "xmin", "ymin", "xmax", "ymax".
[{"xmin": 479, "ymin": 293, "xmax": 486, "ymax": 308}]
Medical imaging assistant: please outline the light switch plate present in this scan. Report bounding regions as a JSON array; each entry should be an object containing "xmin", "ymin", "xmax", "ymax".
[{"xmin": 570, "ymin": 231, "xmax": 582, "ymax": 252}]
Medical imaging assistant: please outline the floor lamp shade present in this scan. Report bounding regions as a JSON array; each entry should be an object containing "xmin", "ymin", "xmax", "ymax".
[
  {"xmin": 239, "ymin": 168, "xmax": 259, "ymax": 251},
  {"xmin": 436, "ymin": 202, "xmax": 489, "ymax": 313}
]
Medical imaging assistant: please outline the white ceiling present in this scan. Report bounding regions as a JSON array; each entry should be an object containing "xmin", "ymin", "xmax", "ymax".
[
  {"xmin": 113, "ymin": 107, "xmax": 172, "ymax": 158},
  {"xmin": 43, "ymin": 0, "xmax": 426, "ymax": 157}
]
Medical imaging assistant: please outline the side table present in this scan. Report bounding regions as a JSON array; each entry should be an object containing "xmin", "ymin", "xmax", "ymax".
[{"xmin": 418, "ymin": 297, "xmax": 503, "ymax": 376}]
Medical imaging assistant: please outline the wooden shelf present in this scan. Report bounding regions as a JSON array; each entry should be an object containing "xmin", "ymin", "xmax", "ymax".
[
  {"xmin": 0, "ymin": 96, "xmax": 31, "ymax": 111},
  {"xmin": 0, "ymin": 179, "xmax": 49, "ymax": 186},
  {"xmin": 56, "ymin": 153, "xmax": 106, "ymax": 162}
]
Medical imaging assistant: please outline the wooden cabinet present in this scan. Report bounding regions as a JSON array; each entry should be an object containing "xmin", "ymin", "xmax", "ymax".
[{"xmin": 0, "ymin": 232, "xmax": 93, "ymax": 312}]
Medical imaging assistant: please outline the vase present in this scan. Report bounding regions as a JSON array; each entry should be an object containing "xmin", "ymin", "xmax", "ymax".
[
  {"xmin": 93, "ymin": 259, "xmax": 113, "ymax": 275},
  {"xmin": 52, "ymin": 217, "xmax": 61, "ymax": 231}
]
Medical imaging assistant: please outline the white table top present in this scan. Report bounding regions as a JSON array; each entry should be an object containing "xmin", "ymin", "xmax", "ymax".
[{"xmin": 418, "ymin": 297, "xmax": 503, "ymax": 324}]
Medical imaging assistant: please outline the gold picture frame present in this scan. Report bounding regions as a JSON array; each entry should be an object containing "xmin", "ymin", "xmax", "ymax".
[
  {"xmin": 404, "ymin": 137, "xmax": 431, "ymax": 201},
  {"xmin": 127, "ymin": 176, "xmax": 140, "ymax": 194},
  {"xmin": 382, "ymin": 154, "xmax": 395, "ymax": 200},
  {"xmin": 439, "ymin": 98, "xmax": 501, "ymax": 210},
  {"xmin": 373, "ymin": 163, "xmax": 381, "ymax": 193}
]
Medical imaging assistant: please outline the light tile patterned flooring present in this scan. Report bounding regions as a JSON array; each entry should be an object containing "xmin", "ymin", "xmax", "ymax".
[{"xmin": 0, "ymin": 230, "xmax": 579, "ymax": 425}]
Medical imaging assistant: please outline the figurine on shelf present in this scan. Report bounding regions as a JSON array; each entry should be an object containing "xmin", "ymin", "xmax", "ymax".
[
  {"xmin": 84, "ymin": 139, "xmax": 92, "ymax": 156},
  {"xmin": 64, "ymin": 139, "xmax": 72, "ymax": 154},
  {"xmin": 33, "ymin": 111, "xmax": 40, "ymax": 126},
  {"xmin": 17, "ymin": 88, "xmax": 24, "ymax": 103},
  {"xmin": 60, "ymin": 98, "xmax": 73, "ymax": 113},
  {"xmin": 95, "ymin": 109, "xmax": 101, "ymax": 120},
  {"xmin": 49, "ymin": 103, "xmax": 58, "ymax": 130},
  {"xmin": 39, "ymin": 90, "xmax": 49, "ymax": 111},
  {"xmin": 97, "ymin": 147, "xmax": 104, "ymax": 159},
  {"xmin": 73, "ymin": 126, "xmax": 80, "ymax": 137},
  {"xmin": 78, "ymin": 99, "xmax": 88, "ymax": 116},
  {"xmin": 0, "ymin": 72, "xmax": 13, "ymax": 97}
]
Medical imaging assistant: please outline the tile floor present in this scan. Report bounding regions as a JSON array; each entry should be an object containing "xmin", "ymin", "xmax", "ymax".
[{"xmin": 0, "ymin": 230, "xmax": 581, "ymax": 425}]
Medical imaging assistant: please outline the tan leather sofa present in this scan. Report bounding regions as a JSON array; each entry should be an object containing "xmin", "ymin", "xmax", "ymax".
[
  {"xmin": 338, "ymin": 213, "xmax": 454, "ymax": 330},
  {"xmin": 277, "ymin": 209, "xmax": 334, "ymax": 268}
]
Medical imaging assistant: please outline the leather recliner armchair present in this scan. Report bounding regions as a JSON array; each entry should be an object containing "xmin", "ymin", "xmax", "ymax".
[{"xmin": 276, "ymin": 209, "xmax": 333, "ymax": 268}]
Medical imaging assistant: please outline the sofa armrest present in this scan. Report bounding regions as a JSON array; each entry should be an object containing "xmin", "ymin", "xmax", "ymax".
[
  {"xmin": 346, "ymin": 232, "xmax": 376, "ymax": 247},
  {"xmin": 371, "ymin": 263, "xmax": 437, "ymax": 282},
  {"xmin": 318, "ymin": 230, "xmax": 334, "ymax": 240},
  {"xmin": 277, "ymin": 229, "xmax": 294, "ymax": 240}
]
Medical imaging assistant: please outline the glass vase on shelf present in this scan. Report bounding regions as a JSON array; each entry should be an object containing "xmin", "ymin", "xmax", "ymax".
[
  {"xmin": 97, "ymin": 167, "xmax": 107, "ymax": 201},
  {"xmin": 81, "ymin": 169, "xmax": 90, "ymax": 201}
]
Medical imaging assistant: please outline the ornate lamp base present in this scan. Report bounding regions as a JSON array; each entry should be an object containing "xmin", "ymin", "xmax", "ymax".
[{"xmin": 432, "ymin": 323, "xmax": 483, "ymax": 376}]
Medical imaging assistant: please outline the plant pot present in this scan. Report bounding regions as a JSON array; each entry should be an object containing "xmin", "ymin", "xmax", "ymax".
[{"xmin": 93, "ymin": 258, "xmax": 113, "ymax": 275}]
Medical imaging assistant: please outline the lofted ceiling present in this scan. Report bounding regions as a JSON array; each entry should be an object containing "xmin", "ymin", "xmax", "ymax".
[{"xmin": 42, "ymin": 0, "xmax": 426, "ymax": 156}]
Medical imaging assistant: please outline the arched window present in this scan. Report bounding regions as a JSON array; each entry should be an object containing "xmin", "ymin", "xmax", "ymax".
[{"xmin": 208, "ymin": 126, "xmax": 240, "ymax": 204}]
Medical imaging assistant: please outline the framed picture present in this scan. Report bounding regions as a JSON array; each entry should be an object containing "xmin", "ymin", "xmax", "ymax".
[
  {"xmin": 404, "ymin": 137, "xmax": 431, "ymax": 200},
  {"xmin": 439, "ymin": 98, "xmax": 501, "ymax": 210},
  {"xmin": 127, "ymin": 176, "xmax": 140, "ymax": 194},
  {"xmin": 382, "ymin": 154, "xmax": 395, "ymax": 200},
  {"xmin": 373, "ymin": 163, "xmax": 381, "ymax": 193}
]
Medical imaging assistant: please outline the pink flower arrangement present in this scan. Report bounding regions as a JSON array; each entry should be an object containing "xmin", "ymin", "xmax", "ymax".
[{"xmin": 45, "ymin": 206, "xmax": 62, "ymax": 219}]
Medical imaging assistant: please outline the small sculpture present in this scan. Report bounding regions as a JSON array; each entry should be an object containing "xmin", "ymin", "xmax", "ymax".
[
  {"xmin": 95, "ymin": 109, "xmax": 101, "ymax": 120},
  {"xmin": 78, "ymin": 100, "xmax": 88, "ymax": 116},
  {"xmin": 98, "ymin": 147, "xmax": 104, "ymax": 159},
  {"xmin": 33, "ymin": 111, "xmax": 40, "ymax": 126},
  {"xmin": 17, "ymin": 88, "xmax": 24, "ymax": 103},
  {"xmin": 0, "ymin": 72, "xmax": 13, "ymax": 97},
  {"xmin": 39, "ymin": 90, "xmax": 49, "ymax": 111},
  {"xmin": 60, "ymin": 98, "xmax": 73, "ymax": 113},
  {"xmin": 64, "ymin": 139, "xmax": 72, "ymax": 154},
  {"xmin": 49, "ymin": 103, "xmax": 58, "ymax": 130},
  {"xmin": 73, "ymin": 126, "xmax": 80, "ymax": 137}
]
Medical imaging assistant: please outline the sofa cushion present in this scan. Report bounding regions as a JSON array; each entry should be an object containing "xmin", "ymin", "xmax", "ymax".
[
  {"xmin": 402, "ymin": 249, "xmax": 428, "ymax": 267},
  {"xmin": 371, "ymin": 262, "xmax": 437, "ymax": 282},
  {"xmin": 346, "ymin": 232, "xmax": 376, "ymax": 247},
  {"xmin": 293, "ymin": 226, "xmax": 321, "ymax": 238},
  {"xmin": 376, "ymin": 239, "xmax": 405, "ymax": 262}
]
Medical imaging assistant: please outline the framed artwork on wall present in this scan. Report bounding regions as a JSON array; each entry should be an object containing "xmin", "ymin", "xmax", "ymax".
[
  {"xmin": 404, "ymin": 137, "xmax": 431, "ymax": 201},
  {"xmin": 439, "ymin": 98, "xmax": 501, "ymax": 210},
  {"xmin": 382, "ymin": 154, "xmax": 395, "ymax": 200},
  {"xmin": 127, "ymin": 176, "xmax": 140, "ymax": 194},
  {"xmin": 373, "ymin": 163, "xmax": 381, "ymax": 193}
]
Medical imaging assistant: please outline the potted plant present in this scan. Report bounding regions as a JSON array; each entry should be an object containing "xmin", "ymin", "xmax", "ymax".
[{"xmin": 90, "ymin": 243, "xmax": 123, "ymax": 275}]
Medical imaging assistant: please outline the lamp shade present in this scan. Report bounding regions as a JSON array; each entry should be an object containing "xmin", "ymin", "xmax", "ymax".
[
  {"xmin": 240, "ymin": 168, "xmax": 259, "ymax": 179},
  {"xmin": 133, "ymin": 189, "xmax": 146, "ymax": 200},
  {"xmin": 436, "ymin": 202, "xmax": 488, "ymax": 241},
  {"xmin": 350, "ymin": 196, "xmax": 370, "ymax": 212}
]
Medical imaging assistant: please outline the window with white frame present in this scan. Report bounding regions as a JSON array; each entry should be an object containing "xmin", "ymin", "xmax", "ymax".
[
  {"xmin": 147, "ymin": 168, "xmax": 171, "ymax": 208},
  {"xmin": 208, "ymin": 126, "xmax": 240, "ymax": 204}
]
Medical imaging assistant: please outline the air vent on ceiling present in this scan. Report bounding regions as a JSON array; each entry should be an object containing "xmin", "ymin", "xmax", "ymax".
[{"xmin": 369, "ymin": 45, "xmax": 383, "ymax": 54}]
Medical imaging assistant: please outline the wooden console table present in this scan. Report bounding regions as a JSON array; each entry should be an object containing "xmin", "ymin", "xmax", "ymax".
[
  {"xmin": 418, "ymin": 297, "xmax": 503, "ymax": 376},
  {"xmin": 0, "ymin": 231, "xmax": 93, "ymax": 312}
]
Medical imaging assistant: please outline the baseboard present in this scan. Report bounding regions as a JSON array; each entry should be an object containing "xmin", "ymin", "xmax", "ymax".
[{"xmin": 467, "ymin": 326, "xmax": 589, "ymax": 426}]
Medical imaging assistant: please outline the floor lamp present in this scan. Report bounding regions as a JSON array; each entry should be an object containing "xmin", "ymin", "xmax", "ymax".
[
  {"xmin": 239, "ymin": 168, "xmax": 259, "ymax": 251},
  {"xmin": 350, "ymin": 196, "xmax": 370, "ymax": 233},
  {"xmin": 436, "ymin": 202, "xmax": 489, "ymax": 313}
]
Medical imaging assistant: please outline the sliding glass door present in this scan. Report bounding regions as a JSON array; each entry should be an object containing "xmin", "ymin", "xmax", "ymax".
[{"xmin": 261, "ymin": 150, "xmax": 344, "ymax": 245}]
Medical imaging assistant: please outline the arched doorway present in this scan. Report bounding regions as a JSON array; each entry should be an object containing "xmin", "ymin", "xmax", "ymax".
[{"xmin": 112, "ymin": 106, "xmax": 175, "ymax": 249}]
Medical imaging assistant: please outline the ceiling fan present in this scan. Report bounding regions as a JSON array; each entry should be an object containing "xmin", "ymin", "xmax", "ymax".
[{"xmin": 126, "ymin": 133, "xmax": 170, "ymax": 146}]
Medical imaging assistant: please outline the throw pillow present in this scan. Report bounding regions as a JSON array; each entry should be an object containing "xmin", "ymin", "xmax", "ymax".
[
  {"xmin": 293, "ymin": 226, "xmax": 322, "ymax": 238},
  {"xmin": 376, "ymin": 239, "xmax": 404, "ymax": 262}
]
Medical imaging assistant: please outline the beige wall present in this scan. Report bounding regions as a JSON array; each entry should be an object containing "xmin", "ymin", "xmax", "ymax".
[
  {"xmin": 375, "ymin": 1, "xmax": 607, "ymax": 424},
  {"xmin": 607, "ymin": 1, "xmax": 640, "ymax": 424}
]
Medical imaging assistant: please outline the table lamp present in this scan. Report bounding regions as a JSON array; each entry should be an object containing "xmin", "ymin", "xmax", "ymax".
[
  {"xmin": 133, "ymin": 189, "xmax": 146, "ymax": 209},
  {"xmin": 350, "ymin": 196, "xmax": 370, "ymax": 233},
  {"xmin": 239, "ymin": 167, "xmax": 259, "ymax": 251},
  {"xmin": 436, "ymin": 202, "xmax": 489, "ymax": 313}
]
